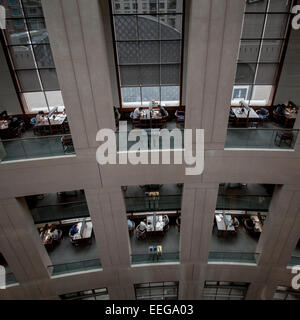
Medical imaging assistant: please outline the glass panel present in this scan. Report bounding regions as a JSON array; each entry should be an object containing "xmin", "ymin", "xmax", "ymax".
[
  {"xmin": 138, "ymin": 15, "xmax": 159, "ymax": 40},
  {"xmin": 260, "ymin": 40, "xmax": 283, "ymax": 62},
  {"xmin": 242, "ymin": 14, "xmax": 265, "ymax": 39},
  {"xmin": 116, "ymin": 42, "xmax": 138, "ymax": 64},
  {"xmin": 114, "ymin": 15, "xmax": 138, "ymax": 40},
  {"xmin": 264, "ymin": 14, "xmax": 288, "ymax": 39},
  {"xmin": 17, "ymin": 69, "xmax": 42, "ymax": 91},
  {"xmin": 160, "ymin": 15, "xmax": 182, "ymax": 39},
  {"xmin": 22, "ymin": 0, "xmax": 44, "ymax": 17},
  {"xmin": 238, "ymin": 40, "xmax": 260, "ymax": 63},
  {"xmin": 161, "ymin": 86, "xmax": 179, "ymax": 103},
  {"xmin": 45, "ymin": 91, "xmax": 64, "ymax": 109},
  {"xmin": 161, "ymin": 40, "xmax": 181, "ymax": 63},
  {"xmin": 121, "ymin": 87, "xmax": 141, "ymax": 104},
  {"xmin": 27, "ymin": 18, "xmax": 49, "ymax": 43},
  {"xmin": 251, "ymin": 85, "xmax": 273, "ymax": 104},
  {"xmin": 39, "ymin": 69, "xmax": 60, "ymax": 90},
  {"xmin": 22, "ymin": 92, "xmax": 48, "ymax": 113},
  {"xmin": 268, "ymin": 0, "xmax": 292, "ymax": 12},
  {"xmin": 1, "ymin": 0, "xmax": 24, "ymax": 18},
  {"xmin": 161, "ymin": 64, "xmax": 180, "ymax": 85},
  {"xmin": 5, "ymin": 19, "xmax": 30, "ymax": 45},
  {"xmin": 9, "ymin": 45, "xmax": 36, "ymax": 69},
  {"xmin": 120, "ymin": 65, "xmax": 140, "ymax": 85},
  {"xmin": 140, "ymin": 65, "xmax": 160, "ymax": 85},
  {"xmin": 139, "ymin": 41, "xmax": 160, "ymax": 64},
  {"xmin": 245, "ymin": 0, "xmax": 268, "ymax": 12},
  {"xmin": 141, "ymin": 86, "xmax": 160, "ymax": 102},
  {"xmin": 33, "ymin": 44, "xmax": 55, "ymax": 68},
  {"xmin": 235, "ymin": 63, "xmax": 256, "ymax": 84},
  {"xmin": 255, "ymin": 63, "xmax": 278, "ymax": 84}
]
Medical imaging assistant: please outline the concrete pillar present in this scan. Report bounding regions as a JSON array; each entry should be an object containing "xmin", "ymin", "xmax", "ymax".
[
  {"xmin": 0, "ymin": 198, "xmax": 57, "ymax": 299},
  {"xmin": 42, "ymin": 0, "xmax": 115, "ymax": 152},
  {"xmin": 185, "ymin": 0, "xmax": 245, "ymax": 147}
]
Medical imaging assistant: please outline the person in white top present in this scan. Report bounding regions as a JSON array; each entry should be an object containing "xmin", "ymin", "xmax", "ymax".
[
  {"xmin": 133, "ymin": 107, "xmax": 142, "ymax": 119},
  {"xmin": 137, "ymin": 221, "xmax": 147, "ymax": 232}
]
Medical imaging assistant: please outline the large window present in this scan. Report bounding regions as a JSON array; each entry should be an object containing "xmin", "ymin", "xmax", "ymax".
[
  {"xmin": 60, "ymin": 288, "xmax": 109, "ymax": 300},
  {"xmin": 135, "ymin": 281, "xmax": 178, "ymax": 300},
  {"xmin": 0, "ymin": 0, "xmax": 64, "ymax": 113},
  {"xmin": 110, "ymin": 0, "xmax": 184, "ymax": 107},
  {"xmin": 232, "ymin": 0, "xmax": 293, "ymax": 106},
  {"xmin": 203, "ymin": 281, "xmax": 249, "ymax": 300}
]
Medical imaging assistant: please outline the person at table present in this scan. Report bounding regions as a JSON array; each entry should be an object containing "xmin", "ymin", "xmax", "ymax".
[
  {"xmin": 159, "ymin": 105, "xmax": 168, "ymax": 117},
  {"xmin": 230, "ymin": 217, "xmax": 239, "ymax": 229},
  {"xmin": 69, "ymin": 224, "xmax": 79, "ymax": 236},
  {"xmin": 35, "ymin": 111, "xmax": 45, "ymax": 124},
  {"xmin": 133, "ymin": 107, "xmax": 142, "ymax": 119},
  {"xmin": 137, "ymin": 220, "xmax": 147, "ymax": 232}
]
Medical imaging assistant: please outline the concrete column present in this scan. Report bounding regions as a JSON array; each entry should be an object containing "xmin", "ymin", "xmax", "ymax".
[
  {"xmin": 180, "ymin": 182, "xmax": 219, "ymax": 264},
  {"xmin": 185, "ymin": 0, "xmax": 244, "ymax": 147},
  {"xmin": 42, "ymin": 0, "xmax": 115, "ymax": 152},
  {"xmin": 0, "ymin": 198, "xmax": 57, "ymax": 299},
  {"xmin": 257, "ymin": 185, "xmax": 300, "ymax": 267},
  {"xmin": 85, "ymin": 187, "xmax": 131, "ymax": 269}
]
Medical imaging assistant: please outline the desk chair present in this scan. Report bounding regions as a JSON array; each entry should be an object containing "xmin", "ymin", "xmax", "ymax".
[
  {"xmin": 175, "ymin": 110, "xmax": 185, "ymax": 129},
  {"xmin": 135, "ymin": 226, "xmax": 146, "ymax": 240},
  {"xmin": 274, "ymin": 131, "xmax": 294, "ymax": 147},
  {"xmin": 229, "ymin": 108, "xmax": 236, "ymax": 125}
]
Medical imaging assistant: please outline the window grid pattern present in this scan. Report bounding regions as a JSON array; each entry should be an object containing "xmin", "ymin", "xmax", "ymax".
[
  {"xmin": 59, "ymin": 288, "xmax": 109, "ymax": 300},
  {"xmin": 135, "ymin": 281, "xmax": 179, "ymax": 300},
  {"xmin": 203, "ymin": 281, "xmax": 249, "ymax": 300},
  {"xmin": 232, "ymin": 0, "xmax": 293, "ymax": 106},
  {"xmin": 273, "ymin": 286, "xmax": 300, "ymax": 300},
  {"xmin": 110, "ymin": 0, "xmax": 184, "ymax": 106},
  {"xmin": 0, "ymin": 0, "xmax": 63, "ymax": 113}
]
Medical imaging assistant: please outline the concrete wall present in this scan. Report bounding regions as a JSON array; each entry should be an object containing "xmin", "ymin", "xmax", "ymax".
[{"xmin": 0, "ymin": 0, "xmax": 299, "ymax": 300}]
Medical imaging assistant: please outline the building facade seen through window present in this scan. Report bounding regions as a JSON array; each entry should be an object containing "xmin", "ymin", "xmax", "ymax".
[
  {"xmin": 203, "ymin": 281, "xmax": 249, "ymax": 300},
  {"xmin": 135, "ymin": 281, "xmax": 178, "ymax": 300},
  {"xmin": 59, "ymin": 288, "xmax": 109, "ymax": 300},
  {"xmin": 273, "ymin": 286, "xmax": 300, "ymax": 300},
  {"xmin": 110, "ymin": 0, "xmax": 184, "ymax": 107},
  {"xmin": 0, "ymin": 0, "xmax": 64, "ymax": 113}
]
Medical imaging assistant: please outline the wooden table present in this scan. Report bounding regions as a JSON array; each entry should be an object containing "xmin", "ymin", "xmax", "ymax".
[
  {"xmin": 215, "ymin": 213, "xmax": 236, "ymax": 237},
  {"xmin": 36, "ymin": 114, "xmax": 67, "ymax": 135},
  {"xmin": 231, "ymin": 107, "xmax": 259, "ymax": 127},
  {"xmin": 139, "ymin": 109, "xmax": 162, "ymax": 128},
  {"xmin": 0, "ymin": 120, "xmax": 11, "ymax": 139},
  {"xmin": 146, "ymin": 214, "xmax": 165, "ymax": 232}
]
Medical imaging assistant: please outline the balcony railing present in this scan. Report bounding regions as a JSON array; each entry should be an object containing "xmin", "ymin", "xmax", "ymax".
[
  {"xmin": 225, "ymin": 128, "xmax": 299, "ymax": 150},
  {"xmin": 116, "ymin": 129, "xmax": 184, "ymax": 152},
  {"xmin": 30, "ymin": 201, "xmax": 89, "ymax": 224},
  {"xmin": 216, "ymin": 195, "xmax": 272, "ymax": 212},
  {"xmin": 288, "ymin": 255, "xmax": 300, "ymax": 267},
  {"xmin": 131, "ymin": 252, "xmax": 180, "ymax": 265},
  {"xmin": 125, "ymin": 195, "xmax": 181, "ymax": 213},
  {"xmin": 0, "ymin": 134, "xmax": 75, "ymax": 162},
  {"xmin": 48, "ymin": 258, "xmax": 102, "ymax": 277},
  {"xmin": 208, "ymin": 252, "xmax": 258, "ymax": 264}
]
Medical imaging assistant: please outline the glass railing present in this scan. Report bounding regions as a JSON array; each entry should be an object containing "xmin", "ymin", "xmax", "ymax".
[
  {"xmin": 48, "ymin": 259, "xmax": 102, "ymax": 277},
  {"xmin": 116, "ymin": 129, "xmax": 184, "ymax": 152},
  {"xmin": 288, "ymin": 255, "xmax": 300, "ymax": 267},
  {"xmin": 208, "ymin": 252, "xmax": 258, "ymax": 264},
  {"xmin": 30, "ymin": 201, "xmax": 89, "ymax": 224},
  {"xmin": 0, "ymin": 134, "xmax": 75, "ymax": 162},
  {"xmin": 216, "ymin": 195, "xmax": 272, "ymax": 212},
  {"xmin": 131, "ymin": 252, "xmax": 179, "ymax": 265},
  {"xmin": 225, "ymin": 128, "xmax": 299, "ymax": 150},
  {"xmin": 125, "ymin": 195, "xmax": 182, "ymax": 213}
]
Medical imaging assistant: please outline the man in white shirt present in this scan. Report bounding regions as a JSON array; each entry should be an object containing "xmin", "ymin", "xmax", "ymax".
[{"xmin": 133, "ymin": 107, "xmax": 142, "ymax": 119}]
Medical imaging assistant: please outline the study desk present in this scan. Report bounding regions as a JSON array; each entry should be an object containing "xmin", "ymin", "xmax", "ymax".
[
  {"xmin": 139, "ymin": 109, "xmax": 162, "ymax": 128},
  {"xmin": 36, "ymin": 114, "xmax": 67, "ymax": 135},
  {"xmin": 146, "ymin": 214, "xmax": 165, "ymax": 232},
  {"xmin": 231, "ymin": 107, "xmax": 259, "ymax": 127},
  {"xmin": 215, "ymin": 213, "xmax": 236, "ymax": 237}
]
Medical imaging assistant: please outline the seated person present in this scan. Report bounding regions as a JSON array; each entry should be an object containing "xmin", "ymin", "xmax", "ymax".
[
  {"xmin": 230, "ymin": 217, "xmax": 239, "ymax": 229},
  {"xmin": 133, "ymin": 107, "xmax": 143, "ymax": 119},
  {"xmin": 162, "ymin": 215, "xmax": 169, "ymax": 226},
  {"xmin": 35, "ymin": 111, "xmax": 45, "ymax": 123},
  {"xmin": 159, "ymin": 105, "xmax": 168, "ymax": 117},
  {"xmin": 137, "ymin": 220, "xmax": 147, "ymax": 232},
  {"xmin": 114, "ymin": 106, "xmax": 121, "ymax": 121},
  {"xmin": 127, "ymin": 219, "xmax": 135, "ymax": 231},
  {"xmin": 69, "ymin": 224, "xmax": 79, "ymax": 236}
]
